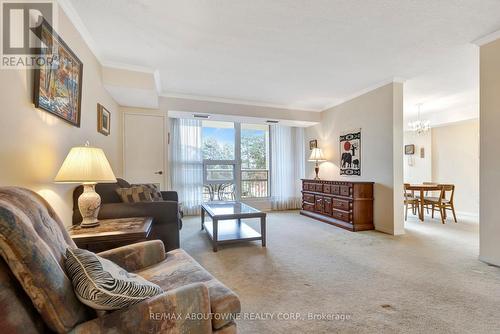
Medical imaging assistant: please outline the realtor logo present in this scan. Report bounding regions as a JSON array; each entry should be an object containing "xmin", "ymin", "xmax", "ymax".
[{"xmin": 1, "ymin": 0, "xmax": 56, "ymax": 68}]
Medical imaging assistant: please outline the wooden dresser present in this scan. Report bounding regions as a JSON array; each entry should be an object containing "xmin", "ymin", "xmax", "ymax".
[{"xmin": 300, "ymin": 179, "xmax": 374, "ymax": 231}]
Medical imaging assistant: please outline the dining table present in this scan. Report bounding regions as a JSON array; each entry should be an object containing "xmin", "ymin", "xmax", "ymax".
[{"xmin": 405, "ymin": 184, "xmax": 442, "ymax": 221}]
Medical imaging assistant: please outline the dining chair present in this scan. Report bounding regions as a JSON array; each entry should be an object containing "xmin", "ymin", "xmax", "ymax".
[
  {"xmin": 422, "ymin": 181, "xmax": 438, "ymax": 213},
  {"xmin": 404, "ymin": 183, "xmax": 419, "ymax": 221},
  {"xmin": 423, "ymin": 184, "xmax": 457, "ymax": 224}
]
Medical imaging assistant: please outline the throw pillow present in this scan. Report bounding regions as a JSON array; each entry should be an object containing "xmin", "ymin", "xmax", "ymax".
[
  {"xmin": 65, "ymin": 248, "xmax": 163, "ymax": 310},
  {"xmin": 116, "ymin": 186, "xmax": 153, "ymax": 203},
  {"xmin": 132, "ymin": 183, "xmax": 163, "ymax": 201}
]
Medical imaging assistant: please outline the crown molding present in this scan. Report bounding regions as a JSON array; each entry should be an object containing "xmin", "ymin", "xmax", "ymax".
[
  {"xmin": 472, "ymin": 29, "xmax": 500, "ymax": 46},
  {"xmin": 153, "ymin": 70, "xmax": 162, "ymax": 94},
  {"xmin": 100, "ymin": 60, "xmax": 157, "ymax": 74},
  {"xmin": 321, "ymin": 77, "xmax": 406, "ymax": 111},
  {"xmin": 57, "ymin": 0, "xmax": 102, "ymax": 62},
  {"xmin": 160, "ymin": 92, "xmax": 321, "ymax": 112}
]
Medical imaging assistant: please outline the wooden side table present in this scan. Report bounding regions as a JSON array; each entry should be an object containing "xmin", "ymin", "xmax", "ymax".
[{"xmin": 69, "ymin": 217, "xmax": 153, "ymax": 252}]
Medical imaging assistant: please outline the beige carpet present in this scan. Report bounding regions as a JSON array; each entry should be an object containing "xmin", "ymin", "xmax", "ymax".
[{"xmin": 180, "ymin": 211, "xmax": 500, "ymax": 333}]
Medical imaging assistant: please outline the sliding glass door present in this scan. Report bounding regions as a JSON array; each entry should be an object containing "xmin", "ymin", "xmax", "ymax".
[{"xmin": 201, "ymin": 121, "xmax": 270, "ymax": 201}]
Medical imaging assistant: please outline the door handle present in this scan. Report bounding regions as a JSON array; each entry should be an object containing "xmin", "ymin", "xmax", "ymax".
[{"xmin": 154, "ymin": 171, "xmax": 163, "ymax": 175}]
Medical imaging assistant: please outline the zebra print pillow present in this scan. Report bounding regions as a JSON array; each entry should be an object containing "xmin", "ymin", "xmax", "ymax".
[{"xmin": 65, "ymin": 248, "xmax": 163, "ymax": 310}]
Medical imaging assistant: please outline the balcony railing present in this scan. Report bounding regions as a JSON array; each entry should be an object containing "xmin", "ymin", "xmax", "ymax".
[
  {"xmin": 241, "ymin": 169, "xmax": 268, "ymax": 198},
  {"xmin": 202, "ymin": 169, "xmax": 269, "ymax": 201}
]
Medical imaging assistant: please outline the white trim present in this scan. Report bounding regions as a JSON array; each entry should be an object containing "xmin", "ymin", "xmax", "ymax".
[
  {"xmin": 153, "ymin": 70, "xmax": 162, "ymax": 94},
  {"xmin": 321, "ymin": 77, "xmax": 406, "ymax": 111},
  {"xmin": 57, "ymin": 0, "xmax": 102, "ymax": 62},
  {"xmin": 472, "ymin": 29, "xmax": 500, "ymax": 46},
  {"xmin": 101, "ymin": 60, "xmax": 156, "ymax": 74},
  {"xmin": 161, "ymin": 91, "xmax": 320, "ymax": 112},
  {"xmin": 478, "ymin": 255, "xmax": 500, "ymax": 267},
  {"xmin": 456, "ymin": 211, "xmax": 479, "ymax": 219}
]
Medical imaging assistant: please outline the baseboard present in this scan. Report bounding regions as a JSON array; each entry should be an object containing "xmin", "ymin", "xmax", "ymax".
[
  {"xmin": 479, "ymin": 255, "xmax": 500, "ymax": 267},
  {"xmin": 456, "ymin": 211, "xmax": 479, "ymax": 219}
]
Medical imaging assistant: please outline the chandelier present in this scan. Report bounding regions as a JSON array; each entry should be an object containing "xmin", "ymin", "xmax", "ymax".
[{"xmin": 408, "ymin": 104, "xmax": 430, "ymax": 135}]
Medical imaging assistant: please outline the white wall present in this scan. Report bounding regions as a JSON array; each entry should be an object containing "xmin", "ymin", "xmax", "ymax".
[
  {"xmin": 0, "ymin": 6, "xmax": 122, "ymax": 226},
  {"xmin": 403, "ymin": 131, "xmax": 432, "ymax": 184},
  {"xmin": 479, "ymin": 37, "xmax": 500, "ymax": 266},
  {"xmin": 432, "ymin": 120, "xmax": 479, "ymax": 216},
  {"xmin": 305, "ymin": 83, "xmax": 404, "ymax": 235},
  {"xmin": 403, "ymin": 120, "xmax": 479, "ymax": 216}
]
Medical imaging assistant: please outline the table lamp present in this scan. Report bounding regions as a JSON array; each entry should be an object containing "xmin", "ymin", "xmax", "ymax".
[
  {"xmin": 55, "ymin": 142, "xmax": 116, "ymax": 228},
  {"xmin": 308, "ymin": 147, "xmax": 326, "ymax": 180}
]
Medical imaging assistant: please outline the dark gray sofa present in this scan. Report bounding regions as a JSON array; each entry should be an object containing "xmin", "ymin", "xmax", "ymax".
[{"xmin": 72, "ymin": 178, "xmax": 182, "ymax": 251}]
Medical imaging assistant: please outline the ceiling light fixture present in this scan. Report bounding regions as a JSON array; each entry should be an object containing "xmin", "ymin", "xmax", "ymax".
[
  {"xmin": 266, "ymin": 120, "xmax": 279, "ymax": 124},
  {"xmin": 408, "ymin": 104, "xmax": 430, "ymax": 135}
]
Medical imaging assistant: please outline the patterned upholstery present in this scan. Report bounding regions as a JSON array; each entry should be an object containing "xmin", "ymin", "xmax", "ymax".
[
  {"xmin": 0, "ymin": 187, "xmax": 240, "ymax": 333},
  {"xmin": 0, "ymin": 257, "xmax": 47, "ymax": 334},
  {"xmin": 0, "ymin": 187, "xmax": 92, "ymax": 333},
  {"xmin": 132, "ymin": 183, "xmax": 163, "ymax": 201},
  {"xmin": 139, "ymin": 249, "xmax": 241, "ymax": 330},
  {"xmin": 116, "ymin": 186, "xmax": 154, "ymax": 203}
]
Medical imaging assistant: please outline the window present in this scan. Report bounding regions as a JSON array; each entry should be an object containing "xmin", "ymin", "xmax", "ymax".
[
  {"xmin": 202, "ymin": 121, "xmax": 235, "ymax": 160},
  {"xmin": 201, "ymin": 121, "xmax": 270, "ymax": 201},
  {"xmin": 240, "ymin": 124, "xmax": 270, "ymax": 198}
]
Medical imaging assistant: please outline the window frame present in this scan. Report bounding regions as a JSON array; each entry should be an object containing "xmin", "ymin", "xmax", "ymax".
[{"xmin": 202, "ymin": 121, "xmax": 271, "ymax": 200}]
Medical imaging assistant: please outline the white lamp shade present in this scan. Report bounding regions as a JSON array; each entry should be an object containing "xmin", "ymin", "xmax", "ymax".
[
  {"xmin": 54, "ymin": 146, "xmax": 117, "ymax": 183},
  {"xmin": 308, "ymin": 148, "xmax": 326, "ymax": 162}
]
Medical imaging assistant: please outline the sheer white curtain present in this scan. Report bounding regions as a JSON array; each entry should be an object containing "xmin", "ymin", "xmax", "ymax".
[
  {"xmin": 270, "ymin": 125, "xmax": 305, "ymax": 210},
  {"xmin": 170, "ymin": 118, "xmax": 203, "ymax": 215}
]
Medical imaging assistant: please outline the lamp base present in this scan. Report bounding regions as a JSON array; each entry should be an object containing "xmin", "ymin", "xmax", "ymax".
[
  {"xmin": 314, "ymin": 164, "xmax": 321, "ymax": 180},
  {"xmin": 78, "ymin": 183, "xmax": 101, "ymax": 228}
]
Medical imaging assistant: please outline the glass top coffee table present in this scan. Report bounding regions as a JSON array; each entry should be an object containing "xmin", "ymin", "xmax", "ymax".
[{"xmin": 201, "ymin": 201, "xmax": 266, "ymax": 252}]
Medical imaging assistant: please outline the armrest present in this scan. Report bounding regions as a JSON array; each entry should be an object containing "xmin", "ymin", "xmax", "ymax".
[
  {"xmin": 161, "ymin": 191, "xmax": 178, "ymax": 202},
  {"xmin": 70, "ymin": 283, "xmax": 212, "ymax": 334},
  {"xmin": 97, "ymin": 240, "xmax": 166, "ymax": 272},
  {"xmin": 98, "ymin": 201, "xmax": 179, "ymax": 223}
]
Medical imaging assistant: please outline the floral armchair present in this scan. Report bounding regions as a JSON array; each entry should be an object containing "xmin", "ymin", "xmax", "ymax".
[{"xmin": 0, "ymin": 187, "xmax": 240, "ymax": 333}]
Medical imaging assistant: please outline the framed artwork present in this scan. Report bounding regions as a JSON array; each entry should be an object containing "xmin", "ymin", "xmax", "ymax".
[
  {"xmin": 33, "ymin": 19, "xmax": 83, "ymax": 127},
  {"xmin": 340, "ymin": 129, "xmax": 361, "ymax": 176},
  {"xmin": 97, "ymin": 104, "xmax": 111, "ymax": 136},
  {"xmin": 405, "ymin": 144, "xmax": 415, "ymax": 155},
  {"xmin": 309, "ymin": 139, "xmax": 318, "ymax": 150}
]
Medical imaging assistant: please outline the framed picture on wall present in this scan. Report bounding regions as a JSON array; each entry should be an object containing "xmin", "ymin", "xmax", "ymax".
[
  {"xmin": 97, "ymin": 104, "xmax": 111, "ymax": 136},
  {"xmin": 33, "ymin": 18, "xmax": 83, "ymax": 127},
  {"xmin": 340, "ymin": 129, "xmax": 361, "ymax": 176},
  {"xmin": 309, "ymin": 139, "xmax": 318, "ymax": 150},
  {"xmin": 405, "ymin": 144, "xmax": 415, "ymax": 155}
]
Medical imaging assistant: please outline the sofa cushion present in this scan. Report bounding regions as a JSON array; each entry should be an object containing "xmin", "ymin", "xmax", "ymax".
[
  {"xmin": 65, "ymin": 248, "xmax": 163, "ymax": 310},
  {"xmin": 116, "ymin": 186, "xmax": 154, "ymax": 203},
  {"xmin": 0, "ymin": 187, "xmax": 91, "ymax": 333},
  {"xmin": 132, "ymin": 183, "xmax": 163, "ymax": 201},
  {"xmin": 137, "ymin": 249, "xmax": 241, "ymax": 330}
]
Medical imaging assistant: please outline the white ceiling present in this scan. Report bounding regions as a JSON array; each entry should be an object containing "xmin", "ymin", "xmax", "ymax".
[
  {"xmin": 403, "ymin": 44, "xmax": 479, "ymax": 127},
  {"xmin": 66, "ymin": 0, "xmax": 500, "ymax": 114}
]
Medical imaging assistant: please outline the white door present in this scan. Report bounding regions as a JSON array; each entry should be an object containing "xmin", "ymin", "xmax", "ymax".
[{"xmin": 124, "ymin": 113, "xmax": 166, "ymax": 189}]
